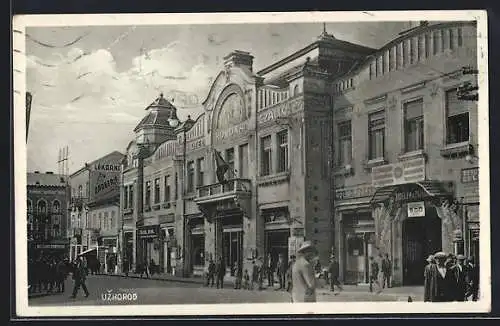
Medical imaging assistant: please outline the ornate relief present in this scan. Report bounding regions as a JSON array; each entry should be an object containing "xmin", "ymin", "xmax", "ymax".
[{"xmin": 217, "ymin": 93, "xmax": 246, "ymax": 129}]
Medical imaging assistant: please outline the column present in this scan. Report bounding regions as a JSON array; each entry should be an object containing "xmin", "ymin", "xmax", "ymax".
[{"xmin": 214, "ymin": 218, "xmax": 223, "ymax": 259}]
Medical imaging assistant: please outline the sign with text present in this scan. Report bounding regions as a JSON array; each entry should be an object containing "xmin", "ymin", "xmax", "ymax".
[
  {"xmin": 335, "ymin": 185, "xmax": 375, "ymax": 201},
  {"xmin": 257, "ymin": 97, "xmax": 304, "ymax": 124},
  {"xmin": 372, "ymin": 158, "xmax": 425, "ymax": 187},
  {"xmin": 461, "ymin": 167, "xmax": 479, "ymax": 183},
  {"xmin": 407, "ymin": 201, "xmax": 425, "ymax": 217},
  {"xmin": 214, "ymin": 120, "xmax": 251, "ymax": 143},
  {"xmin": 138, "ymin": 225, "xmax": 160, "ymax": 239},
  {"xmin": 89, "ymin": 153, "xmax": 123, "ymax": 202}
]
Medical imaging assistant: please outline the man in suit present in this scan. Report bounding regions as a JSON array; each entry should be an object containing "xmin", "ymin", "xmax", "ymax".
[
  {"xmin": 215, "ymin": 256, "xmax": 226, "ymax": 289},
  {"xmin": 328, "ymin": 255, "xmax": 343, "ymax": 293},
  {"xmin": 467, "ymin": 256, "xmax": 479, "ymax": 301},
  {"xmin": 266, "ymin": 253, "xmax": 275, "ymax": 287},
  {"xmin": 452, "ymin": 254, "xmax": 468, "ymax": 301},
  {"xmin": 286, "ymin": 255, "xmax": 296, "ymax": 292},
  {"xmin": 369, "ymin": 256, "xmax": 381, "ymax": 293},
  {"xmin": 70, "ymin": 257, "xmax": 89, "ymax": 299},
  {"xmin": 275, "ymin": 253, "xmax": 286, "ymax": 290},
  {"xmin": 291, "ymin": 241, "xmax": 318, "ymax": 303},
  {"xmin": 381, "ymin": 253, "xmax": 392, "ymax": 289},
  {"xmin": 424, "ymin": 251, "xmax": 455, "ymax": 302}
]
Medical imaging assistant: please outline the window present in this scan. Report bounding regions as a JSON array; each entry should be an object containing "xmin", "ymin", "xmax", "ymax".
[
  {"xmin": 441, "ymin": 29, "xmax": 446, "ymax": 51},
  {"xmin": 92, "ymin": 214, "xmax": 96, "ymax": 229},
  {"xmin": 154, "ymin": 178, "xmax": 160, "ymax": 204},
  {"xmin": 78, "ymin": 185, "xmax": 83, "ymax": 198},
  {"xmin": 425, "ymin": 33, "xmax": 431, "ymax": 58},
  {"xmin": 111, "ymin": 211, "xmax": 115, "ymax": 229},
  {"xmin": 174, "ymin": 173, "xmax": 178, "ymax": 200},
  {"xmin": 85, "ymin": 182, "xmax": 89, "ymax": 198},
  {"xmin": 261, "ymin": 135, "xmax": 272, "ymax": 176},
  {"xmin": 293, "ymin": 85, "xmax": 299, "ymax": 96},
  {"xmin": 404, "ymin": 99, "xmax": 424, "ymax": 152},
  {"xmin": 196, "ymin": 158, "xmax": 205, "ymax": 186},
  {"xmin": 37, "ymin": 200, "xmax": 47, "ymax": 214},
  {"xmin": 458, "ymin": 27, "xmax": 463, "ymax": 47},
  {"xmin": 239, "ymin": 144, "xmax": 249, "ymax": 178},
  {"xmin": 446, "ymin": 89, "xmax": 470, "ymax": 144},
  {"xmin": 128, "ymin": 185, "xmax": 133, "ymax": 209},
  {"xmin": 369, "ymin": 62, "xmax": 374, "ymax": 79},
  {"xmin": 98, "ymin": 213, "xmax": 102, "ymax": 229},
  {"xmin": 187, "ymin": 161, "xmax": 195, "ymax": 193},
  {"xmin": 164, "ymin": 175, "xmax": 171, "ymax": 202},
  {"xmin": 368, "ymin": 111, "xmax": 385, "ymax": 160},
  {"xmin": 449, "ymin": 29, "xmax": 454, "ymax": 50},
  {"xmin": 433, "ymin": 31, "xmax": 440, "ymax": 55},
  {"xmin": 104, "ymin": 212, "xmax": 109, "ymax": 230},
  {"xmin": 338, "ymin": 121, "xmax": 352, "ymax": 165},
  {"xmin": 225, "ymin": 148, "xmax": 235, "ymax": 179},
  {"xmin": 277, "ymin": 130, "xmax": 289, "ymax": 172},
  {"xmin": 123, "ymin": 186, "xmax": 128, "ymax": 209},
  {"xmin": 52, "ymin": 200, "xmax": 60, "ymax": 213},
  {"xmin": 145, "ymin": 181, "xmax": 151, "ymax": 208}
]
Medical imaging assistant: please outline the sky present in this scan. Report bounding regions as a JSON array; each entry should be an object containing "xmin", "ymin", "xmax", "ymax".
[{"xmin": 25, "ymin": 21, "xmax": 413, "ymax": 174}]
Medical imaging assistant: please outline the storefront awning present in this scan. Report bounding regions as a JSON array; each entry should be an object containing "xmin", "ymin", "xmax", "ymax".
[
  {"xmin": 78, "ymin": 248, "xmax": 97, "ymax": 256},
  {"xmin": 370, "ymin": 181, "xmax": 450, "ymax": 204}
]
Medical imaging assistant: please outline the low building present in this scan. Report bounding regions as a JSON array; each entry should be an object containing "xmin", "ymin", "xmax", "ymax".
[
  {"xmin": 331, "ymin": 21, "xmax": 479, "ymax": 286},
  {"xmin": 27, "ymin": 171, "xmax": 70, "ymax": 261}
]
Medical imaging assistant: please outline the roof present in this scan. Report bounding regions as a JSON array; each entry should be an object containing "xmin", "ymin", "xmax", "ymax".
[
  {"xmin": 27, "ymin": 172, "xmax": 67, "ymax": 187},
  {"xmin": 134, "ymin": 93, "xmax": 178, "ymax": 132}
]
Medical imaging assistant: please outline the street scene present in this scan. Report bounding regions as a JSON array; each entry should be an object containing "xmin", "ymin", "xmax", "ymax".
[{"xmin": 20, "ymin": 13, "xmax": 486, "ymax": 313}]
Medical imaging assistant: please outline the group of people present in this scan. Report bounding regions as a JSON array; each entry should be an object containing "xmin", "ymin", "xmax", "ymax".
[
  {"xmin": 28, "ymin": 255, "xmax": 70, "ymax": 294},
  {"xmin": 368, "ymin": 253, "xmax": 393, "ymax": 294},
  {"xmin": 28, "ymin": 254, "xmax": 91, "ymax": 299},
  {"xmin": 423, "ymin": 252, "xmax": 479, "ymax": 302}
]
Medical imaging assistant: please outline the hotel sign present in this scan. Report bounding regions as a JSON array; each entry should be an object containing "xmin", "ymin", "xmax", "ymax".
[{"xmin": 372, "ymin": 158, "xmax": 425, "ymax": 187}]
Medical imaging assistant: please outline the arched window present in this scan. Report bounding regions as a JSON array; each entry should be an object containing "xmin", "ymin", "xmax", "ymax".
[
  {"xmin": 27, "ymin": 199, "xmax": 32, "ymax": 213},
  {"xmin": 293, "ymin": 85, "xmax": 299, "ymax": 96},
  {"xmin": 37, "ymin": 200, "xmax": 47, "ymax": 214},
  {"xmin": 52, "ymin": 200, "xmax": 60, "ymax": 213}
]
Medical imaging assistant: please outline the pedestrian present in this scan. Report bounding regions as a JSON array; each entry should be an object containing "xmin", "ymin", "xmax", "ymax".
[
  {"xmin": 275, "ymin": 253, "xmax": 286, "ymax": 290},
  {"xmin": 150, "ymin": 258, "xmax": 156, "ymax": 276},
  {"xmin": 369, "ymin": 256, "xmax": 381, "ymax": 294},
  {"xmin": 70, "ymin": 257, "xmax": 89, "ymax": 299},
  {"xmin": 452, "ymin": 254, "xmax": 468, "ymax": 301},
  {"xmin": 207, "ymin": 258, "xmax": 216, "ymax": 287},
  {"xmin": 291, "ymin": 241, "xmax": 318, "ymax": 303},
  {"xmin": 381, "ymin": 253, "xmax": 392, "ymax": 288},
  {"xmin": 243, "ymin": 269, "xmax": 250, "ymax": 290},
  {"xmin": 266, "ymin": 253, "xmax": 275, "ymax": 287},
  {"xmin": 466, "ymin": 256, "xmax": 479, "ymax": 301},
  {"xmin": 423, "ymin": 251, "xmax": 455, "ymax": 302},
  {"xmin": 286, "ymin": 255, "xmax": 296, "ymax": 292},
  {"xmin": 251, "ymin": 260, "xmax": 258, "ymax": 290},
  {"xmin": 257, "ymin": 257, "xmax": 264, "ymax": 290},
  {"xmin": 234, "ymin": 261, "xmax": 242, "ymax": 289},
  {"xmin": 328, "ymin": 255, "xmax": 343, "ymax": 293},
  {"xmin": 55, "ymin": 258, "xmax": 66, "ymax": 293},
  {"xmin": 139, "ymin": 261, "xmax": 150, "ymax": 279},
  {"xmin": 215, "ymin": 256, "xmax": 225, "ymax": 289},
  {"xmin": 123, "ymin": 257, "xmax": 129, "ymax": 277}
]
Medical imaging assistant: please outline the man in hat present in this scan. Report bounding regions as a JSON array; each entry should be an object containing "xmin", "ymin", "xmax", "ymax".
[
  {"xmin": 275, "ymin": 253, "xmax": 286, "ymax": 290},
  {"xmin": 466, "ymin": 256, "xmax": 479, "ymax": 301},
  {"xmin": 452, "ymin": 254, "xmax": 468, "ymax": 301},
  {"xmin": 286, "ymin": 255, "xmax": 296, "ymax": 292},
  {"xmin": 424, "ymin": 254, "xmax": 435, "ymax": 301},
  {"xmin": 291, "ymin": 241, "xmax": 318, "ymax": 302},
  {"xmin": 423, "ymin": 251, "xmax": 455, "ymax": 302},
  {"xmin": 328, "ymin": 254, "xmax": 342, "ymax": 294}
]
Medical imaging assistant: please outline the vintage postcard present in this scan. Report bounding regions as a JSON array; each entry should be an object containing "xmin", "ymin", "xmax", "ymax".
[{"xmin": 13, "ymin": 10, "xmax": 490, "ymax": 317}]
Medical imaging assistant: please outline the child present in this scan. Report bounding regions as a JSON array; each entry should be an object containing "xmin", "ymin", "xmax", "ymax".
[{"xmin": 243, "ymin": 269, "xmax": 250, "ymax": 290}]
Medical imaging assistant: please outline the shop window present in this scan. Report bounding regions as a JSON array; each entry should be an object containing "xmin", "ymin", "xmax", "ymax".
[
  {"xmin": 196, "ymin": 158, "xmax": 205, "ymax": 186},
  {"xmin": 239, "ymin": 144, "xmax": 249, "ymax": 178},
  {"xmin": 277, "ymin": 130, "xmax": 289, "ymax": 173},
  {"xmin": 347, "ymin": 234, "xmax": 365, "ymax": 256},
  {"xmin": 191, "ymin": 234, "xmax": 205, "ymax": 266},
  {"xmin": 404, "ymin": 98, "xmax": 424, "ymax": 152},
  {"xmin": 338, "ymin": 120, "xmax": 352, "ymax": 166},
  {"xmin": 186, "ymin": 161, "xmax": 195, "ymax": 193},
  {"xmin": 164, "ymin": 175, "xmax": 171, "ymax": 203},
  {"xmin": 260, "ymin": 135, "xmax": 272, "ymax": 176},
  {"xmin": 446, "ymin": 89, "xmax": 470, "ymax": 144},
  {"xmin": 154, "ymin": 178, "xmax": 160, "ymax": 204},
  {"xmin": 145, "ymin": 181, "xmax": 151, "ymax": 209},
  {"xmin": 368, "ymin": 110, "xmax": 385, "ymax": 160}
]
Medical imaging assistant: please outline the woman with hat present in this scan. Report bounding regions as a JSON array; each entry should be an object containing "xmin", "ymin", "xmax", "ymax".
[
  {"xmin": 291, "ymin": 241, "xmax": 318, "ymax": 303},
  {"xmin": 423, "ymin": 251, "xmax": 455, "ymax": 302}
]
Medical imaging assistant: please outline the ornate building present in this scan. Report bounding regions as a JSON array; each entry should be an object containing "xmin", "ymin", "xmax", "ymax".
[{"xmin": 27, "ymin": 171, "xmax": 70, "ymax": 260}]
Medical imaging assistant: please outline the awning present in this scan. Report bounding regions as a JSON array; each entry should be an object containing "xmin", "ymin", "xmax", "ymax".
[
  {"xmin": 77, "ymin": 248, "xmax": 97, "ymax": 256},
  {"xmin": 370, "ymin": 181, "xmax": 450, "ymax": 204}
]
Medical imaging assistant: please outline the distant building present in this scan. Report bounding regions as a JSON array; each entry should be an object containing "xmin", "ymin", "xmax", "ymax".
[{"xmin": 27, "ymin": 171, "xmax": 70, "ymax": 260}]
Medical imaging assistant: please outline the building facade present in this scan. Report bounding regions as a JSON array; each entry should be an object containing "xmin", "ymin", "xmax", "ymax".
[
  {"xmin": 27, "ymin": 171, "xmax": 70, "ymax": 260},
  {"xmin": 68, "ymin": 151, "xmax": 124, "ymax": 262},
  {"xmin": 121, "ymin": 31, "xmax": 377, "ymax": 277},
  {"xmin": 331, "ymin": 21, "xmax": 479, "ymax": 286}
]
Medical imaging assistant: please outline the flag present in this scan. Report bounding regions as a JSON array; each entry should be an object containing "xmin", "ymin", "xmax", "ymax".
[
  {"xmin": 26, "ymin": 92, "xmax": 32, "ymax": 141},
  {"xmin": 214, "ymin": 150, "xmax": 229, "ymax": 184}
]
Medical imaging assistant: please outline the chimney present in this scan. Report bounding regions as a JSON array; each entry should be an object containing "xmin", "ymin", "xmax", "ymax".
[{"xmin": 223, "ymin": 50, "xmax": 254, "ymax": 72}]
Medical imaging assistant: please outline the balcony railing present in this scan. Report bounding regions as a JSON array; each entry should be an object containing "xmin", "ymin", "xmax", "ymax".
[{"xmin": 196, "ymin": 178, "xmax": 251, "ymax": 201}]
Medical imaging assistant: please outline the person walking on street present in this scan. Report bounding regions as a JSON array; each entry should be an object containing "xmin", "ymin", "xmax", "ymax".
[
  {"xmin": 70, "ymin": 257, "xmax": 89, "ymax": 299},
  {"xmin": 55, "ymin": 259, "xmax": 66, "ymax": 293},
  {"xmin": 215, "ymin": 256, "xmax": 225, "ymax": 289},
  {"xmin": 275, "ymin": 253, "xmax": 286, "ymax": 290},
  {"xmin": 291, "ymin": 241, "xmax": 318, "ymax": 303},
  {"xmin": 234, "ymin": 261, "xmax": 242, "ymax": 289},
  {"xmin": 251, "ymin": 260, "xmax": 258, "ymax": 290},
  {"xmin": 266, "ymin": 253, "xmax": 275, "ymax": 288},
  {"xmin": 451, "ymin": 254, "xmax": 468, "ymax": 301},
  {"xmin": 369, "ymin": 256, "xmax": 381, "ymax": 294},
  {"xmin": 424, "ymin": 251, "xmax": 455, "ymax": 302},
  {"xmin": 381, "ymin": 253, "xmax": 392, "ymax": 288},
  {"xmin": 328, "ymin": 255, "xmax": 343, "ymax": 294},
  {"xmin": 207, "ymin": 258, "xmax": 216, "ymax": 287},
  {"xmin": 286, "ymin": 255, "xmax": 296, "ymax": 292},
  {"xmin": 139, "ymin": 261, "xmax": 150, "ymax": 279}
]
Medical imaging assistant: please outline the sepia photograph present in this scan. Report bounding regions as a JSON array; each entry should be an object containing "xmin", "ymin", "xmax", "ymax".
[{"xmin": 13, "ymin": 11, "xmax": 490, "ymax": 316}]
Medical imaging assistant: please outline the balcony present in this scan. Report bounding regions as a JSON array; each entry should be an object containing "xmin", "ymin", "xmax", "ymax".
[{"xmin": 195, "ymin": 179, "xmax": 252, "ymax": 204}]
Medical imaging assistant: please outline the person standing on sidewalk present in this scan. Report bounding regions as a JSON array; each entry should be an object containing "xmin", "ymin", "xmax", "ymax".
[
  {"xmin": 286, "ymin": 255, "xmax": 296, "ymax": 292},
  {"xmin": 266, "ymin": 253, "xmax": 275, "ymax": 288},
  {"xmin": 424, "ymin": 251, "xmax": 455, "ymax": 302},
  {"xmin": 369, "ymin": 256, "xmax": 381, "ymax": 294},
  {"xmin": 215, "ymin": 256, "xmax": 225, "ymax": 289},
  {"xmin": 275, "ymin": 253, "xmax": 286, "ymax": 290},
  {"xmin": 70, "ymin": 257, "xmax": 89, "ymax": 299},
  {"xmin": 466, "ymin": 256, "xmax": 479, "ymax": 301},
  {"xmin": 381, "ymin": 253, "xmax": 392, "ymax": 289},
  {"xmin": 291, "ymin": 241, "xmax": 318, "ymax": 303},
  {"xmin": 328, "ymin": 255, "xmax": 343, "ymax": 294},
  {"xmin": 452, "ymin": 254, "xmax": 468, "ymax": 301}
]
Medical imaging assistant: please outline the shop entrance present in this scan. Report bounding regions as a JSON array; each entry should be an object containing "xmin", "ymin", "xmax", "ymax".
[
  {"xmin": 223, "ymin": 230, "xmax": 243, "ymax": 275},
  {"xmin": 264, "ymin": 229, "xmax": 290, "ymax": 267},
  {"xmin": 402, "ymin": 207, "xmax": 442, "ymax": 285}
]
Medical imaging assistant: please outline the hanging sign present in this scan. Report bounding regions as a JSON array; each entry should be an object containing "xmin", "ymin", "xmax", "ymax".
[{"xmin": 407, "ymin": 201, "xmax": 425, "ymax": 217}]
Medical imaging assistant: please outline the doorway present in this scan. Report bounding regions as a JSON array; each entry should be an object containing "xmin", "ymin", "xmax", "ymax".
[
  {"xmin": 223, "ymin": 230, "xmax": 243, "ymax": 275},
  {"xmin": 265, "ymin": 229, "xmax": 290, "ymax": 270},
  {"xmin": 402, "ymin": 207, "xmax": 442, "ymax": 285}
]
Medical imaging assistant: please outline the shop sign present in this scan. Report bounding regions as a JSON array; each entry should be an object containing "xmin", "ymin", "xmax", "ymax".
[
  {"xmin": 36, "ymin": 244, "xmax": 66, "ymax": 249},
  {"xmin": 159, "ymin": 214, "xmax": 175, "ymax": 224},
  {"xmin": 187, "ymin": 138, "xmax": 205, "ymax": 152},
  {"xmin": 461, "ymin": 167, "xmax": 479, "ymax": 184},
  {"xmin": 372, "ymin": 158, "xmax": 425, "ymax": 187},
  {"xmin": 407, "ymin": 201, "xmax": 425, "ymax": 217},
  {"xmin": 257, "ymin": 98, "xmax": 303, "ymax": 124},
  {"xmin": 137, "ymin": 225, "xmax": 160, "ymax": 239},
  {"xmin": 214, "ymin": 120, "xmax": 251, "ymax": 143},
  {"xmin": 393, "ymin": 188, "xmax": 426, "ymax": 203},
  {"xmin": 335, "ymin": 185, "xmax": 375, "ymax": 200}
]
